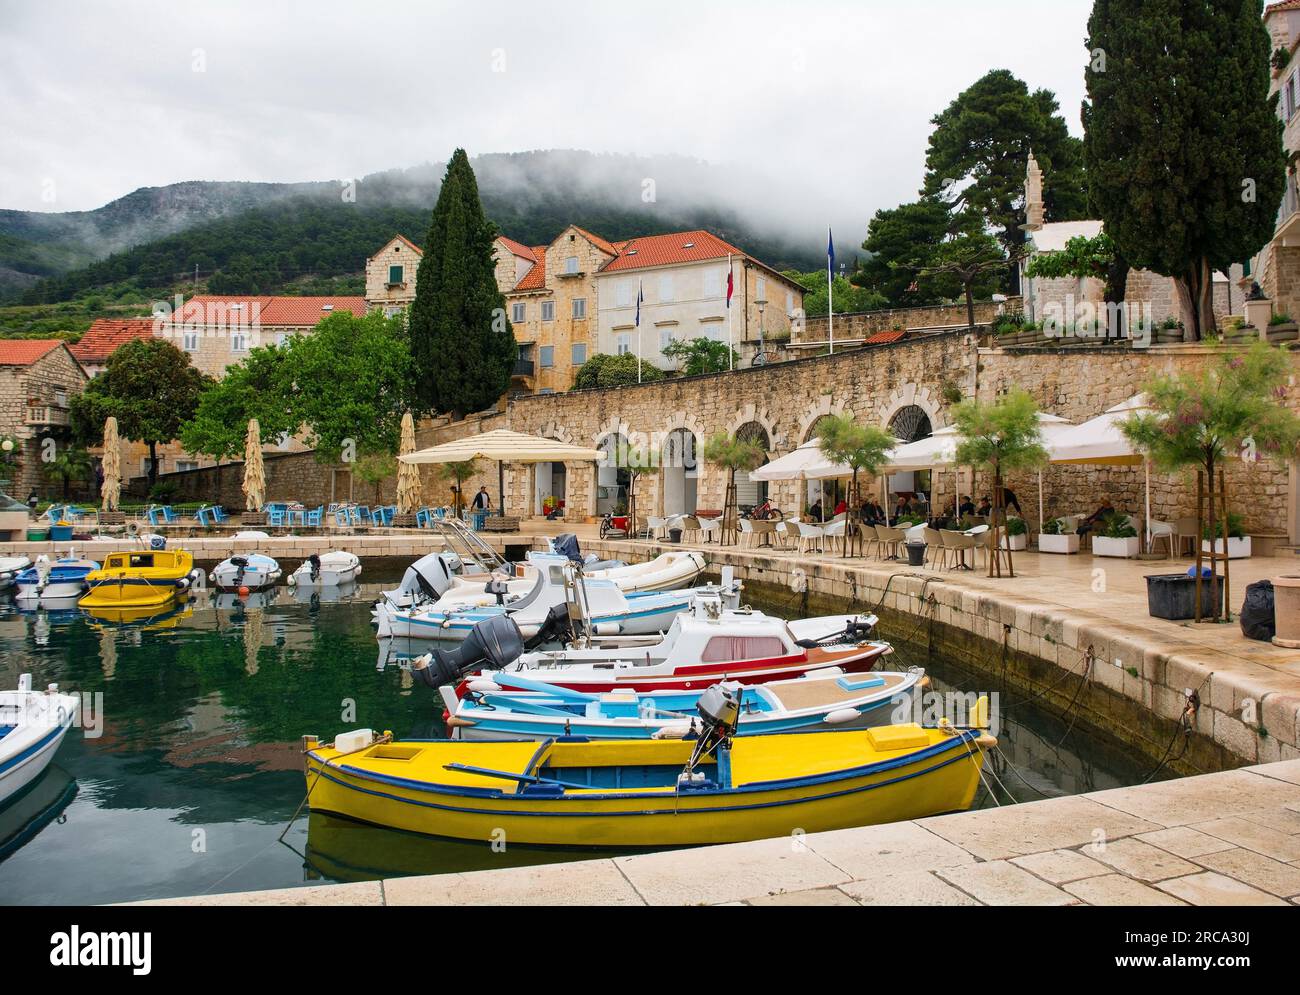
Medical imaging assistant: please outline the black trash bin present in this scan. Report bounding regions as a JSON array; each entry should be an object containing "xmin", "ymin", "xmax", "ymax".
[
  {"xmin": 667, "ymin": 528, "xmax": 683, "ymax": 543},
  {"xmin": 905, "ymin": 542, "xmax": 927, "ymax": 567},
  {"xmin": 1145, "ymin": 573, "xmax": 1224, "ymax": 621}
]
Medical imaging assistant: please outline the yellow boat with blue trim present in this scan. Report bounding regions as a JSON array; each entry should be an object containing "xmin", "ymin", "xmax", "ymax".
[
  {"xmin": 79, "ymin": 549, "xmax": 196, "ymax": 611},
  {"xmin": 301, "ymin": 714, "xmax": 995, "ymax": 848}
]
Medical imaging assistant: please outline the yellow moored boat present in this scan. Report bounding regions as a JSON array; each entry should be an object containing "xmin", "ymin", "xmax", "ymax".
[
  {"xmin": 80, "ymin": 549, "xmax": 196, "ymax": 610},
  {"xmin": 302, "ymin": 717, "xmax": 995, "ymax": 848}
]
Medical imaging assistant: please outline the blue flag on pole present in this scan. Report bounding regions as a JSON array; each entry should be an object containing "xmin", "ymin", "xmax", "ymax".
[
  {"xmin": 827, "ymin": 227, "xmax": 835, "ymax": 280},
  {"xmin": 635, "ymin": 279, "xmax": 643, "ymax": 326}
]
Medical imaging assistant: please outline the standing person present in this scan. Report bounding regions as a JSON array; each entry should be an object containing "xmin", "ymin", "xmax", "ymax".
[
  {"xmin": 472, "ymin": 486, "xmax": 490, "ymax": 512},
  {"xmin": 26, "ymin": 489, "xmax": 38, "ymax": 511},
  {"xmin": 93, "ymin": 459, "xmax": 104, "ymax": 498}
]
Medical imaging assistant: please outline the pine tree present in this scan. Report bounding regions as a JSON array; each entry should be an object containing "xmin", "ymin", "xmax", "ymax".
[
  {"xmin": 1083, "ymin": 0, "xmax": 1285, "ymax": 340},
  {"xmin": 408, "ymin": 149, "xmax": 516, "ymax": 417}
]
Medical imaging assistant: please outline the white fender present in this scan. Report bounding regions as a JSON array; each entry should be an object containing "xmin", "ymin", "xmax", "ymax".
[{"xmin": 824, "ymin": 708, "xmax": 862, "ymax": 725}]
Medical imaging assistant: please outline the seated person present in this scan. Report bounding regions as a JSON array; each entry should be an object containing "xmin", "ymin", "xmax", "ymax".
[
  {"xmin": 833, "ymin": 498, "xmax": 848, "ymax": 517},
  {"xmin": 1076, "ymin": 499, "xmax": 1116, "ymax": 537},
  {"xmin": 807, "ymin": 499, "xmax": 824, "ymax": 521},
  {"xmin": 890, "ymin": 496, "xmax": 912, "ymax": 525},
  {"xmin": 958, "ymin": 495, "xmax": 975, "ymax": 517},
  {"xmin": 976, "ymin": 496, "xmax": 992, "ymax": 517}
]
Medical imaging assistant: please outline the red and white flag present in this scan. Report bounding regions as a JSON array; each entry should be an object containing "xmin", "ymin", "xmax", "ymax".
[{"xmin": 725, "ymin": 254, "xmax": 734, "ymax": 307}]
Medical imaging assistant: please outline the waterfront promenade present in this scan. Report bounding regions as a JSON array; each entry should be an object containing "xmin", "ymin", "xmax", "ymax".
[{"xmin": 141, "ymin": 758, "xmax": 1300, "ymax": 906}]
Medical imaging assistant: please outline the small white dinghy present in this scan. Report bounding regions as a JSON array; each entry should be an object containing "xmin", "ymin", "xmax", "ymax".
[
  {"xmin": 210, "ymin": 553, "xmax": 282, "ymax": 592},
  {"xmin": 0, "ymin": 674, "xmax": 79, "ymax": 806},
  {"xmin": 288, "ymin": 551, "xmax": 362, "ymax": 588},
  {"xmin": 0, "ymin": 555, "xmax": 32, "ymax": 590}
]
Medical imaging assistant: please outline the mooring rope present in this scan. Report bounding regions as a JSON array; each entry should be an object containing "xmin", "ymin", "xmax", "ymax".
[
  {"xmin": 1140, "ymin": 672, "xmax": 1211, "ymax": 784},
  {"xmin": 277, "ymin": 733, "xmax": 394, "ymax": 843}
]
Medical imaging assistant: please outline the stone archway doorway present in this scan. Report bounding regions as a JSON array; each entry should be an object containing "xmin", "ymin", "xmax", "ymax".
[
  {"xmin": 661, "ymin": 428, "xmax": 698, "ymax": 517},
  {"xmin": 733, "ymin": 421, "xmax": 770, "ymax": 512}
]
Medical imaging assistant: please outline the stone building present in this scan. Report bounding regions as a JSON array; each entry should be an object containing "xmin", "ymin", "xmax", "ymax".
[
  {"xmin": 1252, "ymin": 1, "xmax": 1300, "ymax": 320},
  {"xmin": 364, "ymin": 234, "xmax": 422, "ymax": 316},
  {"xmin": 68, "ymin": 318, "xmax": 156, "ymax": 377},
  {"xmin": 0, "ymin": 340, "xmax": 88, "ymax": 499}
]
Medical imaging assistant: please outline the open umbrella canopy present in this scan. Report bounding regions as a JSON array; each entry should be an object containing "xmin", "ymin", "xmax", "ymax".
[
  {"xmin": 749, "ymin": 439, "xmax": 851, "ymax": 481},
  {"xmin": 101, "ymin": 416, "xmax": 122, "ymax": 512},
  {"xmin": 399, "ymin": 429, "xmax": 602, "ymax": 464},
  {"xmin": 396, "ymin": 412, "xmax": 421, "ymax": 514},
  {"xmin": 1047, "ymin": 394, "xmax": 1149, "ymax": 465},
  {"xmin": 884, "ymin": 414, "xmax": 1075, "ymax": 471},
  {"xmin": 242, "ymin": 418, "xmax": 266, "ymax": 512}
]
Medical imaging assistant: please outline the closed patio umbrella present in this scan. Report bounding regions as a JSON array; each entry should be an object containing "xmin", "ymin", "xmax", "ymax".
[
  {"xmin": 242, "ymin": 419, "xmax": 265, "ymax": 512},
  {"xmin": 396, "ymin": 412, "xmax": 421, "ymax": 514},
  {"xmin": 399, "ymin": 429, "xmax": 603, "ymax": 517},
  {"xmin": 101, "ymin": 416, "xmax": 121, "ymax": 512}
]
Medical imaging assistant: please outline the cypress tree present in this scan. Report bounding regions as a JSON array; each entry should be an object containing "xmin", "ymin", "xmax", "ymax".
[
  {"xmin": 408, "ymin": 149, "xmax": 516, "ymax": 416},
  {"xmin": 1083, "ymin": 0, "xmax": 1285, "ymax": 340}
]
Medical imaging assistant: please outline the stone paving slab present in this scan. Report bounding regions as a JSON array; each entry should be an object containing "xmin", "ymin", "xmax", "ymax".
[{"xmin": 139, "ymin": 758, "xmax": 1300, "ymax": 907}]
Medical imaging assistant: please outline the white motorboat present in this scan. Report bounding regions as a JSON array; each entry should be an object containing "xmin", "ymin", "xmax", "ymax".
[
  {"xmin": 374, "ymin": 554, "xmax": 739, "ymax": 642},
  {"xmin": 210, "ymin": 553, "xmax": 282, "ymax": 592},
  {"xmin": 406, "ymin": 600, "xmax": 891, "ymax": 696},
  {"xmin": 14, "ymin": 555, "xmax": 100, "ymax": 603},
  {"xmin": 0, "ymin": 555, "xmax": 32, "ymax": 590},
  {"xmin": 288, "ymin": 551, "xmax": 362, "ymax": 588},
  {"xmin": 0, "ymin": 674, "xmax": 79, "ymax": 806}
]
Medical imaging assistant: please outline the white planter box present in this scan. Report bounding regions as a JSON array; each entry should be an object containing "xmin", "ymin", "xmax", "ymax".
[
  {"xmin": 1094, "ymin": 535, "xmax": 1141, "ymax": 558},
  {"xmin": 1038, "ymin": 533, "xmax": 1080, "ymax": 554},
  {"xmin": 1000, "ymin": 533, "xmax": 1028, "ymax": 550},
  {"xmin": 1201, "ymin": 536, "xmax": 1252, "ymax": 560}
]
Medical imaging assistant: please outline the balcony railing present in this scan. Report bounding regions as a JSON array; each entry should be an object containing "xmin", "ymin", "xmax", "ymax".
[
  {"xmin": 26, "ymin": 405, "xmax": 70, "ymax": 427},
  {"xmin": 513, "ymin": 358, "xmax": 535, "ymax": 378},
  {"xmin": 1277, "ymin": 171, "xmax": 1300, "ymax": 231}
]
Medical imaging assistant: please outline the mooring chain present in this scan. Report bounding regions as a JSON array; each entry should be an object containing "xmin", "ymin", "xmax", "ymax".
[{"xmin": 1142, "ymin": 670, "xmax": 1211, "ymax": 784}]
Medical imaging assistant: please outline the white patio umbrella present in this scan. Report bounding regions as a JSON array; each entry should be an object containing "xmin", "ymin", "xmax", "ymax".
[
  {"xmin": 399, "ymin": 429, "xmax": 603, "ymax": 516},
  {"xmin": 1048, "ymin": 394, "xmax": 1153, "ymax": 547},
  {"xmin": 749, "ymin": 440, "xmax": 851, "ymax": 481}
]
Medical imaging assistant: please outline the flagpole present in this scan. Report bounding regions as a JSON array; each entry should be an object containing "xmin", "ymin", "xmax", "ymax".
[
  {"xmin": 727, "ymin": 253, "xmax": 734, "ymax": 371},
  {"xmin": 636, "ymin": 277, "xmax": 643, "ymax": 384},
  {"xmin": 827, "ymin": 227, "xmax": 835, "ymax": 356}
]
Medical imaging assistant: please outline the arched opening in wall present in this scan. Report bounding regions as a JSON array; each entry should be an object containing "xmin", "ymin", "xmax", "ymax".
[
  {"xmin": 887, "ymin": 404, "xmax": 934, "ymax": 504},
  {"xmin": 661, "ymin": 428, "xmax": 698, "ymax": 516},
  {"xmin": 733, "ymin": 421, "xmax": 770, "ymax": 513},
  {"xmin": 533, "ymin": 457, "xmax": 568, "ymax": 517},
  {"xmin": 801, "ymin": 414, "xmax": 842, "ymax": 512},
  {"xmin": 596, "ymin": 433, "xmax": 631, "ymax": 515}
]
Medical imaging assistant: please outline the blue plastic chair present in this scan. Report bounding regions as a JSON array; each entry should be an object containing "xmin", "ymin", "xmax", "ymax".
[
  {"xmin": 267, "ymin": 507, "xmax": 288, "ymax": 528},
  {"xmin": 334, "ymin": 507, "xmax": 350, "ymax": 528},
  {"xmin": 304, "ymin": 506, "xmax": 323, "ymax": 527},
  {"xmin": 45, "ymin": 505, "xmax": 65, "ymax": 524},
  {"xmin": 211, "ymin": 506, "xmax": 227, "ymax": 524},
  {"xmin": 194, "ymin": 506, "xmax": 211, "ymax": 528},
  {"xmin": 161, "ymin": 506, "xmax": 179, "ymax": 524},
  {"xmin": 146, "ymin": 506, "xmax": 163, "ymax": 527},
  {"xmin": 415, "ymin": 507, "xmax": 432, "ymax": 529}
]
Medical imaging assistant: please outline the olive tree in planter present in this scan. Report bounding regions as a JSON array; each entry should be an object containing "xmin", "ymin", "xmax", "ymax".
[
  {"xmin": 952, "ymin": 388, "xmax": 1048, "ymax": 578},
  {"xmin": 1038, "ymin": 516, "xmax": 1080, "ymax": 554},
  {"xmin": 702, "ymin": 432, "xmax": 766, "ymax": 547},
  {"xmin": 1122, "ymin": 342, "xmax": 1300, "ymax": 620},
  {"xmin": 815, "ymin": 414, "xmax": 895, "ymax": 558},
  {"xmin": 1092, "ymin": 513, "xmax": 1141, "ymax": 558}
]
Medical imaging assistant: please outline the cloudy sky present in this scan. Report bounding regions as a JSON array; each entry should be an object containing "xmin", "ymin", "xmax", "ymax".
[{"xmin": 0, "ymin": 0, "xmax": 1095, "ymax": 231}]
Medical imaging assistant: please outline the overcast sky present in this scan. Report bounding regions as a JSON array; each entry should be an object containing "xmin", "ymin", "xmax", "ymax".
[{"xmin": 0, "ymin": 0, "xmax": 1095, "ymax": 230}]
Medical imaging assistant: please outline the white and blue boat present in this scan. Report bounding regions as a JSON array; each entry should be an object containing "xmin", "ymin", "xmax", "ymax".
[
  {"xmin": 374, "ymin": 554, "xmax": 735, "ymax": 642},
  {"xmin": 0, "ymin": 674, "xmax": 80, "ymax": 807},
  {"xmin": 441, "ymin": 666, "xmax": 925, "ymax": 742},
  {"xmin": 210, "ymin": 553, "xmax": 282, "ymax": 592},
  {"xmin": 0, "ymin": 555, "xmax": 32, "ymax": 590},
  {"xmin": 14, "ymin": 555, "xmax": 100, "ymax": 604}
]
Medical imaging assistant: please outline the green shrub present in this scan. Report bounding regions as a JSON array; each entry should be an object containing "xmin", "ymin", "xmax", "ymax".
[
  {"xmin": 1202, "ymin": 511, "xmax": 1247, "ymax": 540},
  {"xmin": 1098, "ymin": 512, "xmax": 1136, "ymax": 539},
  {"xmin": 1041, "ymin": 517, "xmax": 1063, "ymax": 535},
  {"xmin": 1005, "ymin": 516, "xmax": 1027, "ymax": 536}
]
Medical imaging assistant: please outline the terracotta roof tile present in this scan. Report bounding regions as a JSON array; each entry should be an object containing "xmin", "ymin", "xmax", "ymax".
[
  {"xmin": 1267, "ymin": 0, "xmax": 1300, "ymax": 15},
  {"xmin": 570, "ymin": 226, "xmax": 621, "ymax": 258},
  {"xmin": 164, "ymin": 295, "xmax": 273, "ymax": 327},
  {"xmin": 392, "ymin": 234, "xmax": 422, "ymax": 255},
  {"xmin": 514, "ymin": 246, "xmax": 547, "ymax": 291},
  {"xmin": 0, "ymin": 339, "xmax": 66, "ymax": 366},
  {"xmin": 497, "ymin": 236, "xmax": 537, "ymax": 262},
  {"xmin": 599, "ymin": 229, "xmax": 744, "ymax": 273},
  {"xmin": 258, "ymin": 297, "xmax": 367, "ymax": 325},
  {"xmin": 864, "ymin": 329, "xmax": 908, "ymax": 345},
  {"xmin": 69, "ymin": 318, "xmax": 156, "ymax": 364}
]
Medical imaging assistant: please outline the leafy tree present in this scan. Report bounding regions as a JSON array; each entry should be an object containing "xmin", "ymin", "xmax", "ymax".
[
  {"xmin": 1122, "ymin": 343, "xmax": 1300, "ymax": 619},
  {"xmin": 1083, "ymin": 0, "xmax": 1285, "ymax": 340},
  {"xmin": 784, "ymin": 271, "xmax": 887, "ymax": 317},
  {"xmin": 70, "ymin": 338, "xmax": 210, "ymax": 490},
  {"xmin": 951, "ymin": 388, "xmax": 1048, "ymax": 577},
  {"xmin": 284, "ymin": 309, "xmax": 413, "ymax": 465},
  {"xmin": 702, "ymin": 431, "xmax": 767, "ymax": 545},
  {"xmin": 923, "ymin": 69, "xmax": 1087, "ymax": 291},
  {"xmin": 815, "ymin": 415, "xmax": 895, "ymax": 557},
  {"xmin": 920, "ymin": 231, "xmax": 1011, "ymax": 330},
  {"xmin": 1024, "ymin": 231, "xmax": 1128, "ymax": 305},
  {"xmin": 407, "ymin": 149, "xmax": 516, "ymax": 417},
  {"xmin": 572, "ymin": 353, "xmax": 665, "ymax": 390},
  {"xmin": 354, "ymin": 451, "xmax": 396, "ymax": 505},
  {"xmin": 853, "ymin": 197, "xmax": 959, "ymax": 305},
  {"xmin": 179, "ymin": 344, "xmax": 298, "ymax": 501},
  {"xmin": 41, "ymin": 445, "xmax": 92, "ymax": 500},
  {"xmin": 662, "ymin": 336, "xmax": 737, "ymax": 376}
]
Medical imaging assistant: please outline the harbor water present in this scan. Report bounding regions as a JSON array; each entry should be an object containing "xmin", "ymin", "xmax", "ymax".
[{"xmin": 0, "ymin": 575, "xmax": 1163, "ymax": 905}]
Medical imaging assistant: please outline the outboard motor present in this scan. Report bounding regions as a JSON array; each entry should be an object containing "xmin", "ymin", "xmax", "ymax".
[
  {"xmin": 229, "ymin": 555, "xmax": 249, "ymax": 589},
  {"xmin": 382, "ymin": 552, "xmax": 454, "ymax": 608},
  {"xmin": 552, "ymin": 533, "xmax": 583, "ymax": 564},
  {"xmin": 410, "ymin": 614, "xmax": 525, "ymax": 688},
  {"xmin": 794, "ymin": 614, "xmax": 878, "ymax": 648},
  {"xmin": 307, "ymin": 553, "xmax": 321, "ymax": 583},
  {"xmin": 524, "ymin": 602, "xmax": 577, "ymax": 649},
  {"xmin": 683, "ymin": 682, "xmax": 742, "ymax": 779}
]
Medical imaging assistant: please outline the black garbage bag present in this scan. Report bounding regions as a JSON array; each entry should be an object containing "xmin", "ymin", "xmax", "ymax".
[{"xmin": 1240, "ymin": 579, "xmax": 1275, "ymax": 642}]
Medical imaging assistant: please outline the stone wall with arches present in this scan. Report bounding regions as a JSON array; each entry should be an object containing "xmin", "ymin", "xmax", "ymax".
[{"xmin": 422, "ymin": 330, "xmax": 1300, "ymax": 540}]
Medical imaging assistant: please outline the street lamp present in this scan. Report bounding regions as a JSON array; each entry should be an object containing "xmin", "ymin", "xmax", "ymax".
[{"xmin": 755, "ymin": 297, "xmax": 767, "ymax": 366}]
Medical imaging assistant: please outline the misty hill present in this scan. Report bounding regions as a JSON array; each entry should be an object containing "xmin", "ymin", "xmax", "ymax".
[{"xmin": 4, "ymin": 151, "xmax": 827, "ymax": 302}]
